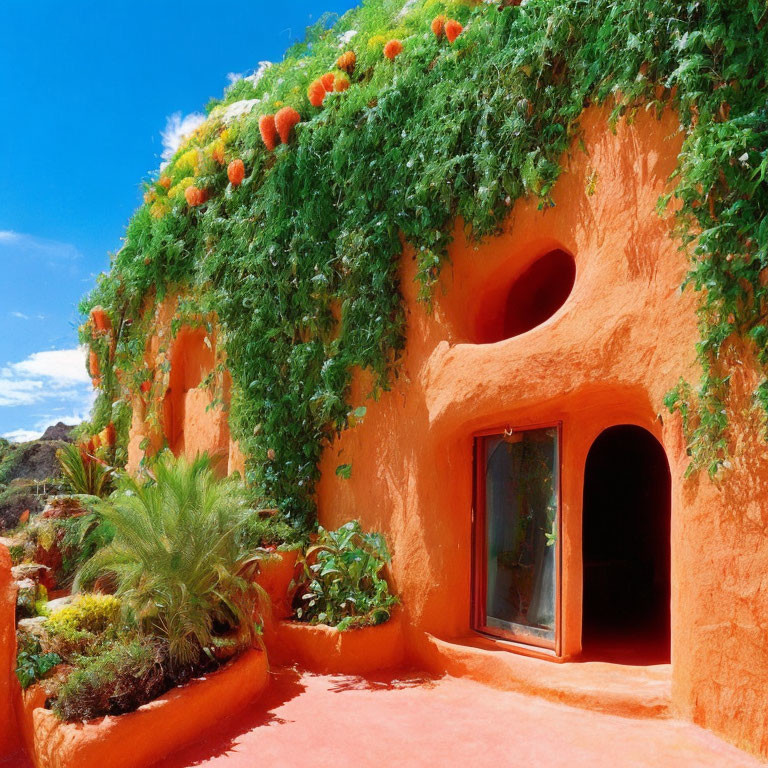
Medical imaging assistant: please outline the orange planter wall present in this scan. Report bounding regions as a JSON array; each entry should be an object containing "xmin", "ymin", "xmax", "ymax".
[
  {"xmin": 17, "ymin": 649, "xmax": 268, "ymax": 768},
  {"xmin": 0, "ymin": 545, "xmax": 20, "ymax": 756},
  {"xmin": 124, "ymin": 106, "xmax": 768, "ymax": 759},
  {"xmin": 266, "ymin": 616, "xmax": 405, "ymax": 675}
]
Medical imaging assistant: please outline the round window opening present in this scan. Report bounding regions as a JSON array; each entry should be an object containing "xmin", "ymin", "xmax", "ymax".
[{"xmin": 476, "ymin": 249, "xmax": 576, "ymax": 343}]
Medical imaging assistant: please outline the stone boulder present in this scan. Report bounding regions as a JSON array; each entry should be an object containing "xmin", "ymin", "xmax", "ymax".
[{"xmin": 40, "ymin": 423, "xmax": 76, "ymax": 443}]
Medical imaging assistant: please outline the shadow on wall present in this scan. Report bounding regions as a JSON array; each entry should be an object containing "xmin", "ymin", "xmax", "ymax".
[{"xmin": 473, "ymin": 248, "xmax": 576, "ymax": 344}]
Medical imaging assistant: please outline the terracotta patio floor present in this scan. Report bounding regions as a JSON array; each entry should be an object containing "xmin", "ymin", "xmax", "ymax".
[{"xmin": 153, "ymin": 666, "xmax": 761, "ymax": 768}]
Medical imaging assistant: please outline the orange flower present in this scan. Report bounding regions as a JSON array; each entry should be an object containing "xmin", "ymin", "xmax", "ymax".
[
  {"xmin": 159, "ymin": 175, "xmax": 171, "ymax": 189},
  {"xmin": 185, "ymin": 186, "xmax": 204, "ymax": 207},
  {"xmin": 383, "ymin": 39, "xmax": 403, "ymax": 60},
  {"xmin": 88, "ymin": 350, "xmax": 100, "ymax": 379},
  {"xmin": 259, "ymin": 114, "xmax": 279, "ymax": 151},
  {"xmin": 321, "ymin": 72, "xmax": 336, "ymax": 92},
  {"xmin": 275, "ymin": 106, "xmax": 301, "ymax": 144},
  {"xmin": 308, "ymin": 79, "xmax": 326, "ymax": 107},
  {"xmin": 431, "ymin": 15, "xmax": 446, "ymax": 37},
  {"xmin": 105, "ymin": 422, "xmax": 116, "ymax": 447},
  {"xmin": 334, "ymin": 74, "xmax": 351, "ymax": 92},
  {"xmin": 336, "ymin": 50, "xmax": 356, "ymax": 73},
  {"xmin": 227, "ymin": 158, "xmax": 245, "ymax": 186},
  {"xmin": 445, "ymin": 19, "xmax": 463, "ymax": 43}
]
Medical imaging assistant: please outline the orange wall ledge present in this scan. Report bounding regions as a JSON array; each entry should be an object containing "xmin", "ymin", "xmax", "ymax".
[
  {"xmin": 17, "ymin": 648, "xmax": 268, "ymax": 768},
  {"xmin": 266, "ymin": 615, "xmax": 405, "ymax": 675}
]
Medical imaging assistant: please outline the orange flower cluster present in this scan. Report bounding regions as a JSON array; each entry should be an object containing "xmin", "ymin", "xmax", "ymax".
[
  {"xmin": 275, "ymin": 106, "xmax": 301, "ymax": 143},
  {"xmin": 334, "ymin": 74, "xmax": 351, "ymax": 92},
  {"xmin": 431, "ymin": 15, "xmax": 446, "ymax": 36},
  {"xmin": 383, "ymin": 39, "xmax": 403, "ymax": 60},
  {"xmin": 308, "ymin": 72, "xmax": 352, "ymax": 106},
  {"xmin": 445, "ymin": 19, "xmax": 463, "ymax": 43},
  {"xmin": 336, "ymin": 50, "xmax": 356, "ymax": 73},
  {"xmin": 259, "ymin": 107, "xmax": 301, "ymax": 151},
  {"xmin": 184, "ymin": 186, "xmax": 207, "ymax": 207},
  {"xmin": 308, "ymin": 79, "xmax": 327, "ymax": 107},
  {"xmin": 259, "ymin": 114, "xmax": 279, "ymax": 150},
  {"xmin": 432, "ymin": 16, "xmax": 463, "ymax": 43},
  {"xmin": 228, "ymin": 158, "xmax": 245, "ymax": 186}
]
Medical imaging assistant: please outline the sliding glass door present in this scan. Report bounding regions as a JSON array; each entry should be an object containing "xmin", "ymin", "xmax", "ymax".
[{"xmin": 473, "ymin": 425, "xmax": 560, "ymax": 650}]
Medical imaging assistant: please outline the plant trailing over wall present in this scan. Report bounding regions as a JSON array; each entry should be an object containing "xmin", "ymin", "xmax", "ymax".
[
  {"xmin": 293, "ymin": 520, "xmax": 398, "ymax": 630},
  {"xmin": 52, "ymin": 636, "xmax": 169, "ymax": 721},
  {"xmin": 81, "ymin": 0, "xmax": 768, "ymax": 524}
]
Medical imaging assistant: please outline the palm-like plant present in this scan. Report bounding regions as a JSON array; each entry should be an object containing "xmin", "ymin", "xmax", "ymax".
[
  {"xmin": 76, "ymin": 452, "xmax": 268, "ymax": 670},
  {"xmin": 57, "ymin": 442, "xmax": 114, "ymax": 498}
]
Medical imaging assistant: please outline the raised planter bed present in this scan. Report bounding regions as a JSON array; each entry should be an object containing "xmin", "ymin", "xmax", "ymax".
[
  {"xmin": 266, "ymin": 614, "xmax": 404, "ymax": 675},
  {"xmin": 17, "ymin": 648, "xmax": 268, "ymax": 768}
]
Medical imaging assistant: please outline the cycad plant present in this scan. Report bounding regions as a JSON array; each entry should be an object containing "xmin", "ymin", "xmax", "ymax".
[
  {"xmin": 57, "ymin": 442, "xmax": 114, "ymax": 498},
  {"xmin": 76, "ymin": 452, "xmax": 268, "ymax": 671}
]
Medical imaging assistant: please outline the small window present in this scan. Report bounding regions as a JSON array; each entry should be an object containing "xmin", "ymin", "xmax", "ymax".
[{"xmin": 475, "ymin": 249, "xmax": 576, "ymax": 343}]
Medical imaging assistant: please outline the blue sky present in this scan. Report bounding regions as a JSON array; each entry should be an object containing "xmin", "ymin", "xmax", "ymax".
[{"xmin": 0, "ymin": 0, "xmax": 357, "ymax": 441}]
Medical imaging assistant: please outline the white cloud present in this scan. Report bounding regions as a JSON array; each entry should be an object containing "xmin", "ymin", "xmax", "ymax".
[
  {"xmin": 10, "ymin": 311, "xmax": 29, "ymax": 320},
  {"xmin": 0, "ymin": 231, "xmax": 82, "ymax": 265},
  {"xmin": 9, "ymin": 348, "xmax": 90, "ymax": 384},
  {"xmin": 160, "ymin": 112, "xmax": 206, "ymax": 162},
  {"xmin": 0, "ymin": 379, "xmax": 44, "ymax": 408},
  {"xmin": 2, "ymin": 428, "xmax": 41, "ymax": 443},
  {"xmin": 0, "ymin": 347, "xmax": 92, "ymax": 411}
]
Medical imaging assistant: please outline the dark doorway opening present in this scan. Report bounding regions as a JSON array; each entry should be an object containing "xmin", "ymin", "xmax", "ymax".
[{"xmin": 582, "ymin": 425, "xmax": 670, "ymax": 665}]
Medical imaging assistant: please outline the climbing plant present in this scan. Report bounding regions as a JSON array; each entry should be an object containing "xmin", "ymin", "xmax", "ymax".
[{"xmin": 81, "ymin": 0, "xmax": 768, "ymax": 527}]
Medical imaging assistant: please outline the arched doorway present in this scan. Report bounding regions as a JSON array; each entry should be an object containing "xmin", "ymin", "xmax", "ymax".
[{"xmin": 581, "ymin": 425, "xmax": 670, "ymax": 664}]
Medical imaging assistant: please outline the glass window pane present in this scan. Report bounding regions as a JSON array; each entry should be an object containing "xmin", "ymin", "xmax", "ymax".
[{"xmin": 483, "ymin": 427, "xmax": 558, "ymax": 643}]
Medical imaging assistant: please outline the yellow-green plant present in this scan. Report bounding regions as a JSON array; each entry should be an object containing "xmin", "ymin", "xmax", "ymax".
[{"xmin": 76, "ymin": 453, "xmax": 268, "ymax": 669}]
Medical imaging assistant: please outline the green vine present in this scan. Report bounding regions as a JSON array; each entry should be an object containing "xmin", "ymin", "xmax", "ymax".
[{"xmin": 81, "ymin": 0, "xmax": 768, "ymax": 526}]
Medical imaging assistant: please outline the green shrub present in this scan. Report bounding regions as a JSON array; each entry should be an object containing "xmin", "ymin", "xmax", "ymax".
[
  {"xmin": 237, "ymin": 512, "xmax": 307, "ymax": 550},
  {"xmin": 294, "ymin": 520, "xmax": 398, "ymax": 630},
  {"xmin": 16, "ymin": 636, "xmax": 61, "ymax": 689},
  {"xmin": 52, "ymin": 636, "xmax": 168, "ymax": 721},
  {"xmin": 57, "ymin": 443, "xmax": 114, "ymax": 498},
  {"xmin": 76, "ymin": 453, "xmax": 269, "ymax": 670}
]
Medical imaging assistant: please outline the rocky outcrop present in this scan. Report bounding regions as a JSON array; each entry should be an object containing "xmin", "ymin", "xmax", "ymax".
[
  {"xmin": 40, "ymin": 423, "xmax": 75, "ymax": 443},
  {"xmin": 0, "ymin": 424, "xmax": 79, "ymax": 532}
]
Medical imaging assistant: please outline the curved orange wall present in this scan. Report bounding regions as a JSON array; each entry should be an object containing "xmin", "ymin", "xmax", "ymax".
[
  {"xmin": 1, "ymin": 545, "xmax": 20, "ymax": 755},
  {"xmin": 127, "ymin": 106, "xmax": 768, "ymax": 759}
]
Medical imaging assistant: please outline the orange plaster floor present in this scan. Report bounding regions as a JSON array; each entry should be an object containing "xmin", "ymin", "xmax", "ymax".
[{"xmin": 153, "ymin": 667, "xmax": 761, "ymax": 768}]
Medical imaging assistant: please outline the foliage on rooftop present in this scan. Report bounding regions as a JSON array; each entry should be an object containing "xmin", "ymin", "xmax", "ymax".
[{"xmin": 81, "ymin": 0, "xmax": 768, "ymax": 527}]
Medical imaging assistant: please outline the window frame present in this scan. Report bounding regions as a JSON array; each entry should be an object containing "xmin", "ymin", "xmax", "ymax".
[{"xmin": 471, "ymin": 421, "xmax": 563, "ymax": 654}]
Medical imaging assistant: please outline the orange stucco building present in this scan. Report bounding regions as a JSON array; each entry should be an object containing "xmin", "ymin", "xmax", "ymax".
[{"xmin": 123, "ymin": 106, "xmax": 768, "ymax": 759}]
